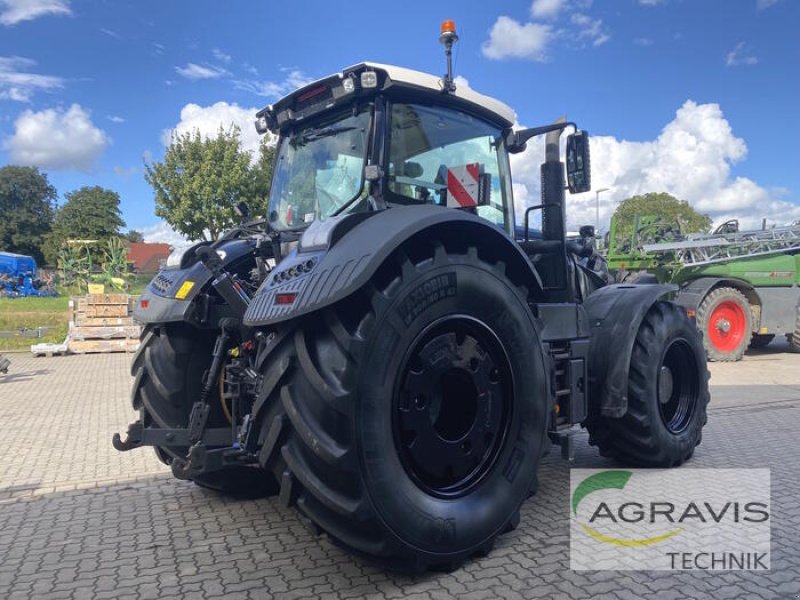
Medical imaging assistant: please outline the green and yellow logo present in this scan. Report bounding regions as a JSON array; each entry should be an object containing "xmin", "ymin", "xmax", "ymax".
[{"xmin": 572, "ymin": 470, "xmax": 683, "ymax": 547}]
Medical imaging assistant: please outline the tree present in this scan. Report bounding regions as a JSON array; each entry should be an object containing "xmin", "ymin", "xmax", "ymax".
[
  {"xmin": 0, "ymin": 166, "xmax": 56, "ymax": 264},
  {"xmin": 44, "ymin": 186, "xmax": 126, "ymax": 264},
  {"xmin": 145, "ymin": 126, "xmax": 273, "ymax": 241},
  {"xmin": 252, "ymin": 136, "xmax": 276, "ymax": 214},
  {"xmin": 611, "ymin": 192, "xmax": 712, "ymax": 246},
  {"xmin": 123, "ymin": 230, "xmax": 144, "ymax": 243}
]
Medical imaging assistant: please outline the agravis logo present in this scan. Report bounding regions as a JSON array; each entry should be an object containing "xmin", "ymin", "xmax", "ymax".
[
  {"xmin": 569, "ymin": 469, "xmax": 771, "ymax": 571},
  {"xmin": 572, "ymin": 470, "xmax": 683, "ymax": 547}
]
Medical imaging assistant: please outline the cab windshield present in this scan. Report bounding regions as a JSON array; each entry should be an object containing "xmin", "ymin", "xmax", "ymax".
[{"xmin": 268, "ymin": 106, "xmax": 372, "ymax": 230}]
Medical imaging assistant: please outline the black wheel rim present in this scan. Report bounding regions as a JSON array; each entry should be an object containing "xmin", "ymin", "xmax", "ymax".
[
  {"xmin": 657, "ymin": 338, "xmax": 699, "ymax": 434},
  {"xmin": 393, "ymin": 316, "xmax": 512, "ymax": 498}
]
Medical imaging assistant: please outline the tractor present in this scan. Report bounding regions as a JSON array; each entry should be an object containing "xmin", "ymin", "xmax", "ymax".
[{"xmin": 115, "ymin": 22, "xmax": 709, "ymax": 571}]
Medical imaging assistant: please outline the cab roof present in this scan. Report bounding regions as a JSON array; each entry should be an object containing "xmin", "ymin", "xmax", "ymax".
[
  {"xmin": 353, "ymin": 62, "xmax": 516, "ymax": 126},
  {"xmin": 259, "ymin": 62, "xmax": 517, "ymax": 131}
]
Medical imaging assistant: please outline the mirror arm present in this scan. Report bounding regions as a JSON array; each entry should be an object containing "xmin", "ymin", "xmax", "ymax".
[{"xmin": 507, "ymin": 122, "xmax": 577, "ymax": 153}]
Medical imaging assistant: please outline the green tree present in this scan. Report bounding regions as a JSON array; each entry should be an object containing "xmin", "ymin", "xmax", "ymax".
[
  {"xmin": 611, "ymin": 192, "xmax": 712, "ymax": 246},
  {"xmin": 0, "ymin": 166, "xmax": 57, "ymax": 264},
  {"xmin": 145, "ymin": 126, "xmax": 273, "ymax": 241},
  {"xmin": 252, "ymin": 136, "xmax": 276, "ymax": 213},
  {"xmin": 45, "ymin": 186, "xmax": 126, "ymax": 264},
  {"xmin": 124, "ymin": 230, "xmax": 144, "ymax": 243}
]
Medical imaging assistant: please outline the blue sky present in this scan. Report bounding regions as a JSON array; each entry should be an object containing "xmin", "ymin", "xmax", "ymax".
[{"xmin": 1, "ymin": 0, "xmax": 798, "ymax": 240}]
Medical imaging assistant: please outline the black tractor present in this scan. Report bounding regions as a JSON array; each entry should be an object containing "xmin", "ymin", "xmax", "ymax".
[{"xmin": 115, "ymin": 23, "xmax": 709, "ymax": 571}]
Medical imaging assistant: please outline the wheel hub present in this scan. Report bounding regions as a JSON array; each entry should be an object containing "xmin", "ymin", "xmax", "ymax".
[
  {"xmin": 716, "ymin": 319, "xmax": 731, "ymax": 334},
  {"xmin": 658, "ymin": 339, "xmax": 699, "ymax": 434},
  {"xmin": 394, "ymin": 317, "xmax": 511, "ymax": 498},
  {"xmin": 707, "ymin": 300, "xmax": 747, "ymax": 353}
]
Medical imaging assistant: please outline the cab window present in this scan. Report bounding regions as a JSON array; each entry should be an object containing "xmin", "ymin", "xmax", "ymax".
[{"xmin": 387, "ymin": 103, "xmax": 511, "ymax": 230}]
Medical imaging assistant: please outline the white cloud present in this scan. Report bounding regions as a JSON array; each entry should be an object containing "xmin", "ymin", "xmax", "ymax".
[
  {"xmin": 639, "ymin": 0, "xmax": 666, "ymax": 5},
  {"xmin": 100, "ymin": 27, "xmax": 120, "ymax": 39},
  {"xmin": 212, "ymin": 48, "xmax": 231, "ymax": 64},
  {"xmin": 0, "ymin": 55, "xmax": 63, "ymax": 101},
  {"xmin": 482, "ymin": 16, "xmax": 553, "ymax": 61},
  {"xmin": 571, "ymin": 13, "xmax": 610, "ymax": 46},
  {"xmin": 106, "ymin": 114, "xmax": 125, "ymax": 123},
  {"xmin": 3, "ymin": 103, "xmax": 109, "ymax": 170},
  {"xmin": 234, "ymin": 69, "xmax": 313, "ymax": 99},
  {"xmin": 510, "ymin": 100, "xmax": 800, "ymax": 231},
  {"xmin": 634, "ymin": 37, "xmax": 654, "ymax": 47},
  {"xmin": 757, "ymin": 0, "xmax": 782, "ymax": 9},
  {"xmin": 453, "ymin": 75, "xmax": 470, "ymax": 89},
  {"xmin": 0, "ymin": 0, "xmax": 70, "ymax": 25},
  {"xmin": 726, "ymin": 42, "xmax": 758, "ymax": 67},
  {"xmin": 175, "ymin": 62, "xmax": 228, "ymax": 80},
  {"xmin": 140, "ymin": 222, "xmax": 188, "ymax": 247},
  {"xmin": 530, "ymin": 0, "xmax": 567, "ymax": 19},
  {"xmin": 161, "ymin": 101, "xmax": 263, "ymax": 157}
]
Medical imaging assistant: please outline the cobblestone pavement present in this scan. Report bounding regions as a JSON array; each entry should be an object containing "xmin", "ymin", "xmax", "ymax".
[{"xmin": 0, "ymin": 345, "xmax": 799, "ymax": 599}]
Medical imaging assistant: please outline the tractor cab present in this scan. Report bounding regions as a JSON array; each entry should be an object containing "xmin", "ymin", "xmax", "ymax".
[
  {"xmin": 256, "ymin": 60, "xmax": 521, "ymax": 237},
  {"xmin": 255, "ymin": 20, "xmax": 590, "ymax": 244}
]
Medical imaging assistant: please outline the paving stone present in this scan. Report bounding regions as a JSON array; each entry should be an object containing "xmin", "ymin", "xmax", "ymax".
[{"xmin": 0, "ymin": 353, "xmax": 797, "ymax": 599}]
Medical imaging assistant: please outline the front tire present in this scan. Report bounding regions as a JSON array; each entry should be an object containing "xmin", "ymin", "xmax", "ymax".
[
  {"xmin": 586, "ymin": 301, "xmax": 710, "ymax": 467},
  {"xmin": 132, "ymin": 324, "xmax": 276, "ymax": 498},
  {"xmin": 255, "ymin": 241, "xmax": 549, "ymax": 571}
]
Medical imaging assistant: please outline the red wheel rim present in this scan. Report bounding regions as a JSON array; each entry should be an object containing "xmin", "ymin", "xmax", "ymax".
[{"xmin": 707, "ymin": 300, "xmax": 747, "ymax": 353}]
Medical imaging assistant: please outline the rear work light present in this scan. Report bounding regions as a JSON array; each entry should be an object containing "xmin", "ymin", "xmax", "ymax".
[{"xmin": 275, "ymin": 292, "xmax": 298, "ymax": 306}]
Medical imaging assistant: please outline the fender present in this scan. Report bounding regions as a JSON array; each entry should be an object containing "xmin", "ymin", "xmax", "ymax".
[
  {"xmin": 243, "ymin": 204, "xmax": 541, "ymax": 327},
  {"xmin": 672, "ymin": 276, "xmax": 760, "ymax": 313},
  {"xmin": 134, "ymin": 238, "xmax": 256, "ymax": 325},
  {"xmin": 584, "ymin": 283, "xmax": 677, "ymax": 418}
]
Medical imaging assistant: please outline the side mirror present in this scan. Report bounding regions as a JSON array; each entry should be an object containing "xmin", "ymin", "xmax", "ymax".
[
  {"xmin": 566, "ymin": 130, "xmax": 591, "ymax": 194},
  {"xmin": 579, "ymin": 225, "xmax": 596, "ymax": 239}
]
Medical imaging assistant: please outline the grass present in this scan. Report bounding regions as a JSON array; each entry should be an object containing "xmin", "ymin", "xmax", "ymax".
[
  {"xmin": 0, "ymin": 274, "xmax": 153, "ymax": 352},
  {"xmin": 0, "ymin": 296, "xmax": 70, "ymax": 351}
]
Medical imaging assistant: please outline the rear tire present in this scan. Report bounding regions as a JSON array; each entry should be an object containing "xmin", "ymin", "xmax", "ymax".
[
  {"xmin": 254, "ymin": 241, "xmax": 549, "ymax": 571},
  {"xmin": 585, "ymin": 302, "xmax": 709, "ymax": 467},
  {"xmin": 696, "ymin": 287, "xmax": 752, "ymax": 362},
  {"xmin": 132, "ymin": 324, "xmax": 276, "ymax": 498}
]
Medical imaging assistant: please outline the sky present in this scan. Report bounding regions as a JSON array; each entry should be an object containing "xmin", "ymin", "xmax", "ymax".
[{"xmin": 1, "ymin": 0, "xmax": 798, "ymax": 243}]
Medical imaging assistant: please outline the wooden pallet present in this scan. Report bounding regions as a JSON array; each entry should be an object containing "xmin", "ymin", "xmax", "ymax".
[
  {"xmin": 31, "ymin": 337, "xmax": 69, "ymax": 357},
  {"xmin": 65, "ymin": 294, "xmax": 142, "ymax": 354},
  {"xmin": 68, "ymin": 338, "xmax": 139, "ymax": 354},
  {"xmin": 69, "ymin": 325, "xmax": 141, "ymax": 340}
]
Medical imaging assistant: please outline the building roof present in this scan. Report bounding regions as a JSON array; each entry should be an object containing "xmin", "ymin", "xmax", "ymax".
[{"xmin": 127, "ymin": 242, "xmax": 171, "ymax": 273}]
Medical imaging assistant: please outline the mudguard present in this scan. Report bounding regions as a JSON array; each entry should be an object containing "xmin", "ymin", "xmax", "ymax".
[
  {"xmin": 244, "ymin": 204, "xmax": 540, "ymax": 327},
  {"xmin": 672, "ymin": 276, "xmax": 757, "ymax": 312},
  {"xmin": 584, "ymin": 283, "xmax": 677, "ymax": 418},
  {"xmin": 134, "ymin": 239, "xmax": 255, "ymax": 325}
]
